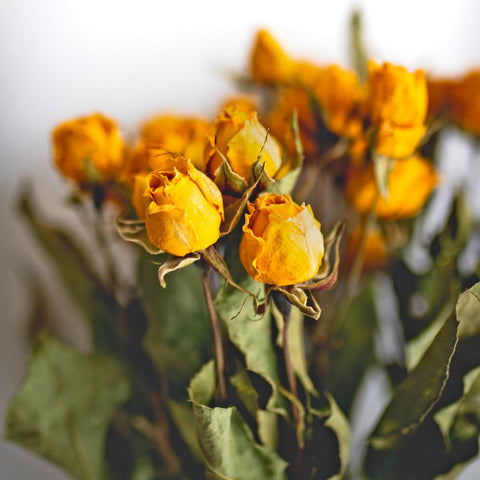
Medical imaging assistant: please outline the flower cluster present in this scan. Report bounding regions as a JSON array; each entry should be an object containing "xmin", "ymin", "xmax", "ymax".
[
  {"xmin": 11, "ymin": 21, "xmax": 480, "ymax": 480},
  {"xmin": 50, "ymin": 29, "xmax": 453, "ymax": 315},
  {"xmin": 52, "ymin": 94, "xmax": 334, "ymax": 317}
]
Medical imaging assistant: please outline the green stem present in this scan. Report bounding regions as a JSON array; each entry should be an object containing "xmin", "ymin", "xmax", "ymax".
[{"xmin": 202, "ymin": 269, "xmax": 227, "ymax": 402}]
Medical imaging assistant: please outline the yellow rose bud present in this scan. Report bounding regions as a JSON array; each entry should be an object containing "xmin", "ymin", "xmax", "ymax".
[
  {"xmin": 250, "ymin": 29, "xmax": 296, "ymax": 84},
  {"xmin": 300, "ymin": 63, "xmax": 365, "ymax": 138},
  {"xmin": 221, "ymin": 96, "xmax": 258, "ymax": 114},
  {"xmin": 375, "ymin": 122, "xmax": 427, "ymax": 159},
  {"xmin": 140, "ymin": 115, "xmax": 209, "ymax": 171},
  {"xmin": 205, "ymin": 108, "xmax": 283, "ymax": 182},
  {"xmin": 52, "ymin": 113, "xmax": 124, "ymax": 183},
  {"xmin": 345, "ymin": 156, "xmax": 438, "ymax": 220},
  {"xmin": 142, "ymin": 154, "xmax": 224, "ymax": 256},
  {"xmin": 239, "ymin": 193, "xmax": 324, "ymax": 286},
  {"xmin": 268, "ymin": 86, "xmax": 319, "ymax": 158},
  {"xmin": 367, "ymin": 62, "xmax": 428, "ymax": 127}
]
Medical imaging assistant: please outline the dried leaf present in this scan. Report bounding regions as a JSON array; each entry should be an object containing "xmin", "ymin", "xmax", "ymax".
[{"xmin": 5, "ymin": 335, "xmax": 130, "ymax": 480}]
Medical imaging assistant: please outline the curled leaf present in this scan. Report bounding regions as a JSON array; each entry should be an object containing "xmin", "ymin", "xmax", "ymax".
[
  {"xmin": 300, "ymin": 222, "xmax": 344, "ymax": 290},
  {"xmin": 213, "ymin": 148, "xmax": 248, "ymax": 195},
  {"xmin": 276, "ymin": 286, "xmax": 321, "ymax": 320},
  {"xmin": 116, "ymin": 215, "xmax": 163, "ymax": 255},
  {"xmin": 157, "ymin": 253, "xmax": 201, "ymax": 288},
  {"xmin": 220, "ymin": 173, "xmax": 263, "ymax": 236}
]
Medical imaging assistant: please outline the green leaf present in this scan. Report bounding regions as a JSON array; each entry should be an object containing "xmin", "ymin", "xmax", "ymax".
[
  {"xmin": 370, "ymin": 312, "xmax": 459, "ymax": 449},
  {"xmin": 324, "ymin": 392, "xmax": 351, "ymax": 480},
  {"xmin": 138, "ymin": 253, "xmax": 210, "ymax": 387},
  {"xmin": 131, "ymin": 454, "xmax": 156, "ymax": 480},
  {"xmin": 188, "ymin": 361, "xmax": 288, "ymax": 480},
  {"xmin": 305, "ymin": 392, "xmax": 350, "ymax": 480},
  {"xmin": 18, "ymin": 187, "xmax": 122, "ymax": 354},
  {"xmin": 5, "ymin": 335, "xmax": 130, "ymax": 480},
  {"xmin": 214, "ymin": 275, "xmax": 287, "ymax": 417},
  {"xmin": 435, "ymin": 366, "xmax": 480, "ymax": 447},
  {"xmin": 167, "ymin": 399, "xmax": 203, "ymax": 460},
  {"xmin": 328, "ymin": 284, "xmax": 377, "ymax": 414},
  {"xmin": 406, "ymin": 299, "xmax": 456, "ymax": 371},
  {"xmin": 456, "ymin": 282, "xmax": 480, "ymax": 339},
  {"xmin": 230, "ymin": 369, "xmax": 259, "ymax": 418}
]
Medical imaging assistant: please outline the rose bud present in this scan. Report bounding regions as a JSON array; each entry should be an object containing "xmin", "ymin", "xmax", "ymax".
[
  {"xmin": 250, "ymin": 29, "xmax": 295, "ymax": 84},
  {"xmin": 239, "ymin": 193, "xmax": 324, "ymax": 286},
  {"xmin": 205, "ymin": 107, "xmax": 283, "ymax": 184},
  {"xmin": 52, "ymin": 113, "xmax": 124, "ymax": 184},
  {"xmin": 139, "ymin": 153, "xmax": 224, "ymax": 257},
  {"xmin": 345, "ymin": 156, "xmax": 438, "ymax": 220},
  {"xmin": 366, "ymin": 62, "xmax": 428, "ymax": 158}
]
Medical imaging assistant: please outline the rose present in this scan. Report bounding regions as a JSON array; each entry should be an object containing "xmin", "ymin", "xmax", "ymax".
[
  {"xmin": 205, "ymin": 107, "xmax": 283, "ymax": 183},
  {"xmin": 140, "ymin": 115, "xmax": 209, "ymax": 171},
  {"xmin": 366, "ymin": 62, "xmax": 428, "ymax": 158},
  {"xmin": 239, "ymin": 193, "xmax": 324, "ymax": 286},
  {"xmin": 267, "ymin": 86, "xmax": 320, "ymax": 158},
  {"xmin": 121, "ymin": 115, "xmax": 209, "ymax": 188},
  {"xmin": 299, "ymin": 63, "xmax": 364, "ymax": 138},
  {"xmin": 52, "ymin": 113, "xmax": 124, "ymax": 183},
  {"xmin": 250, "ymin": 29, "xmax": 295, "ymax": 84},
  {"xmin": 345, "ymin": 156, "xmax": 438, "ymax": 220},
  {"xmin": 138, "ymin": 153, "xmax": 224, "ymax": 256}
]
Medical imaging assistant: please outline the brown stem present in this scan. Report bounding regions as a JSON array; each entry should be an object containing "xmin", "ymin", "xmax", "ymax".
[
  {"xmin": 145, "ymin": 390, "xmax": 181, "ymax": 474},
  {"xmin": 202, "ymin": 269, "xmax": 227, "ymax": 401}
]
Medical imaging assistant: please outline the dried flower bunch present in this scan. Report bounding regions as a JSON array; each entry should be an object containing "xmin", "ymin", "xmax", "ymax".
[{"xmin": 6, "ymin": 14, "xmax": 480, "ymax": 480}]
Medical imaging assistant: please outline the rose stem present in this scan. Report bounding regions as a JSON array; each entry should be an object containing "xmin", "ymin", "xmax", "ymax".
[
  {"xmin": 90, "ymin": 195, "xmax": 119, "ymax": 294},
  {"xmin": 202, "ymin": 267, "xmax": 227, "ymax": 402},
  {"xmin": 345, "ymin": 193, "xmax": 379, "ymax": 299},
  {"xmin": 147, "ymin": 389, "xmax": 182, "ymax": 474},
  {"xmin": 273, "ymin": 291, "xmax": 303, "ymax": 478}
]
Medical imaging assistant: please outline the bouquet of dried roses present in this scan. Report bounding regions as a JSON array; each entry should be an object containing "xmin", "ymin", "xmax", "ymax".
[{"xmin": 6, "ymin": 14, "xmax": 480, "ymax": 480}]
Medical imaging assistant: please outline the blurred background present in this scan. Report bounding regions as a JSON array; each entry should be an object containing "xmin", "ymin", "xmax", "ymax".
[{"xmin": 1, "ymin": 0, "xmax": 480, "ymax": 478}]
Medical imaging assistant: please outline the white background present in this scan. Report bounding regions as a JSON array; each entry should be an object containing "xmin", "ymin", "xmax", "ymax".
[{"xmin": 1, "ymin": 1, "xmax": 480, "ymax": 478}]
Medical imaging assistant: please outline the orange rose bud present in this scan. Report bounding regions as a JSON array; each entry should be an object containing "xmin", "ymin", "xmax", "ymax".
[
  {"xmin": 449, "ymin": 71, "xmax": 480, "ymax": 136},
  {"xmin": 52, "ymin": 113, "xmax": 124, "ymax": 183},
  {"xmin": 142, "ymin": 154, "xmax": 224, "ymax": 256},
  {"xmin": 250, "ymin": 29, "xmax": 295, "ymax": 84},
  {"xmin": 239, "ymin": 193, "xmax": 324, "ymax": 286},
  {"xmin": 345, "ymin": 156, "xmax": 438, "ymax": 220},
  {"xmin": 205, "ymin": 108, "xmax": 283, "ymax": 182},
  {"xmin": 367, "ymin": 62, "xmax": 428, "ymax": 158}
]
